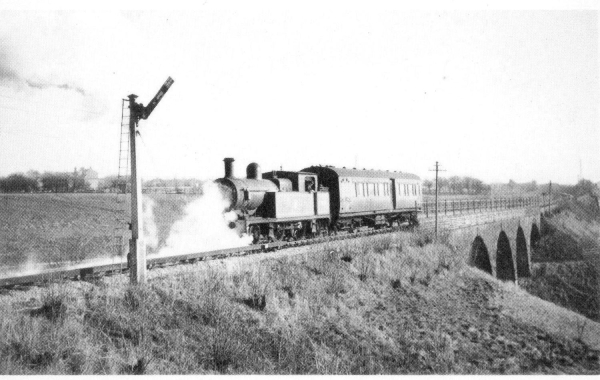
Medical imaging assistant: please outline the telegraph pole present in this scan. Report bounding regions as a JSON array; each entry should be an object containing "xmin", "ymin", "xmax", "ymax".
[
  {"xmin": 126, "ymin": 77, "xmax": 174, "ymax": 284},
  {"xmin": 429, "ymin": 161, "xmax": 446, "ymax": 239}
]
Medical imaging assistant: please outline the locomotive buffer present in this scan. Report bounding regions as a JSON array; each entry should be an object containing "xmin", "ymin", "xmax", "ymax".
[{"xmin": 127, "ymin": 77, "xmax": 174, "ymax": 284}]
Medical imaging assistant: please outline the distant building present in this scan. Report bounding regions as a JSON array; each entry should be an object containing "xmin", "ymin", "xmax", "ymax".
[{"xmin": 82, "ymin": 168, "xmax": 99, "ymax": 191}]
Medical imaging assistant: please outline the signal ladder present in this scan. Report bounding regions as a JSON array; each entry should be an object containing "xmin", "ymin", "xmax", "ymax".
[{"xmin": 113, "ymin": 99, "xmax": 132, "ymax": 268}]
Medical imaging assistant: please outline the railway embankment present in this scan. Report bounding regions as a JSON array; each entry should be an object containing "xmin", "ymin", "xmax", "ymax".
[
  {"xmin": 519, "ymin": 198, "xmax": 600, "ymax": 324},
  {"xmin": 0, "ymin": 215, "xmax": 598, "ymax": 374}
]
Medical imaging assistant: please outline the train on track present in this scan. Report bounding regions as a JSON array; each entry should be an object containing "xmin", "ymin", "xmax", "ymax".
[{"xmin": 216, "ymin": 158, "xmax": 422, "ymax": 243}]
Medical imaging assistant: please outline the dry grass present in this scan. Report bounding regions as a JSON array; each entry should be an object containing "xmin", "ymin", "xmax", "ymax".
[
  {"xmin": 0, "ymin": 227, "xmax": 597, "ymax": 374},
  {"xmin": 520, "ymin": 199, "xmax": 600, "ymax": 321}
]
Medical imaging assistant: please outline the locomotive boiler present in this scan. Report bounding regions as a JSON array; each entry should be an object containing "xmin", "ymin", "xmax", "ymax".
[
  {"xmin": 216, "ymin": 158, "xmax": 279, "ymax": 214},
  {"xmin": 215, "ymin": 158, "xmax": 331, "ymax": 243}
]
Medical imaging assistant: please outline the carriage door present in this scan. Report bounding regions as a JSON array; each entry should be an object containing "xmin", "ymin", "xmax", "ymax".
[{"xmin": 391, "ymin": 179, "xmax": 397, "ymax": 209}]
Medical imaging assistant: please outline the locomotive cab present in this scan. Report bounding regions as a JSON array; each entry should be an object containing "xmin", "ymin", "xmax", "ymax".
[{"xmin": 262, "ymin": 171, "xmax": 319, "ymax": 193}]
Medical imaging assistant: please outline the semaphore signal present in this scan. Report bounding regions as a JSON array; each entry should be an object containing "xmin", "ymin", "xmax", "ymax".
[{"xmin": 126, "ymin": 77, "xmax": 175, "ymax": 284}]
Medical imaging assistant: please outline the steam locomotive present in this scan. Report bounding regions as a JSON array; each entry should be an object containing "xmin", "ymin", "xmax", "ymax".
[{"xmin": 216, "ymin": 157, "xmax": 422, "ymax": 244}]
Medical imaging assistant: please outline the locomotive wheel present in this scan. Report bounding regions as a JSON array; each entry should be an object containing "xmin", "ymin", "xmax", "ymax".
[
  {"xmin": 250, "ymin": 226, "xmax": 261, "ymax": 244},
  {"xmin": 295, "ymin": 227, "xmax": 307, "ymax": 241},
  {"xmin": 331, "ymin": 225, "xmax": 339, "ymax": 236},
  {"xmin": 270, "ymin": 228, "xmax": 286, "ymax": 242}
]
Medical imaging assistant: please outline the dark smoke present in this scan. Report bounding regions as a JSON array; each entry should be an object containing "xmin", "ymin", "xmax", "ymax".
[
  {"xmin": 0, "ymin": 48, "xmax": 86, "ymax": 96},
  {"xmin": 0, "ymin": 50, "xmax": 20, "ymax": 84},
  {"xmin": 26, "ymin": 80, "xmax": 86, "ymax": 96}
]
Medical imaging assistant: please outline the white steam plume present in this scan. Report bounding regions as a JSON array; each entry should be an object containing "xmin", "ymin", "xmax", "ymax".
[
  {"xmin": 143, "ymin": 198, "xmax": 159, "ymax": 250},
  {"xmin": 156, "ymin": 182, "xmax": 252, "ymax": 257}
]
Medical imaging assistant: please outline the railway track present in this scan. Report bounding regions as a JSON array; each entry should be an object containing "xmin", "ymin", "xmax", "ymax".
[{"xmin": 0, "ymin": 203, "xmax": 547, "ymax": 289}]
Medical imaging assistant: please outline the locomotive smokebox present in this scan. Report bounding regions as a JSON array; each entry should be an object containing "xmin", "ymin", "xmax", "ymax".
[
  {"xmin": 216, "ymin": 158, "xmax": 277, "ymax": 214},
  {"xmin": 246, "ymin": 163, "xmax": 262, "ymax": 179},
  {"xmin": 224, "ymin": 157, "xmax": 235, "ymax": 178}
]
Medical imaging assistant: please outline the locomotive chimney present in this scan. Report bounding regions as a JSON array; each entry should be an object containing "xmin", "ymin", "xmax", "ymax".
[
  {"xmin": 246, "ymin": 162, "xmax": 261, "ymax": 179},
  {"xmin": 224, "ymin": 157, "xmax": 235, "ymax": 178}
]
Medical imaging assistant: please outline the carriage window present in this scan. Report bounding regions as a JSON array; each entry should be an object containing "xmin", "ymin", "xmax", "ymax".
[
  {"xmin": 362, "ymin": 183, "xmax": 366, "ymax": 197},
  {"xmin": 355, "ymin": 183, "xmax": 359, "ymax": 197},
  {"xmin": 305, "ymin": 177, "xmax": 315, "ymax": 192}
]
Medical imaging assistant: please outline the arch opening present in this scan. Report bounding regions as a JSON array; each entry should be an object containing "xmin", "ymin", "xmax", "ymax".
[
  {"xmin": 516, "ymin": 225, "xmax": 531, "ymax": 277},
  {"xmin": 469, "ymin": 235, "xmax": 492, "ymax": 275},
  {"xmin": 530, "ymin": 222, "xmax": 541, "ymax": 251},
  {"xmin": 496, "ymin": 230, "xmax": 516, "ymax": 282}
]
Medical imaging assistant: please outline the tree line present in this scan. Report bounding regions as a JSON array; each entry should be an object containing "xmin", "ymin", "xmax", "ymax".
[
  {"xmin": 0, "ymin": 171, "xmax": 202, "ymax": 194},
  {"xmin": 0, "ymin": 170, "xmax": 92, "ymax": 193},
  {"xmin": 422, "ymin": 176, "xmax": 491, "ymax": 195}
]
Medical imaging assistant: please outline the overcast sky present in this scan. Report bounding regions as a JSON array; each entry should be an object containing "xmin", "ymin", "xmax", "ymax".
[{"xmin": 0, "ymin": 2, "xmax": 598, "ymax": 184}]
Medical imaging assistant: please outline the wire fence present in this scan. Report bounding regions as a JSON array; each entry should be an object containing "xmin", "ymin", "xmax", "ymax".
[
  {"xmin": 420, "ymin": 196, "xmax": 556, "ymax": 218},
  {"xmin": 0, "ymin": 193, "xmax": 133, "ymax": 277},
  {"xmin": 0, "ymin": 191, "xmax": 555, "ymax": 279}
]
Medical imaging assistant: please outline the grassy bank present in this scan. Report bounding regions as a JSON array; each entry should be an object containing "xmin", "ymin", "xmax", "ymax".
[
  {"xmin": 521, "ymin": 198, "xmax": 600, "ymax": 321},
  {"xmin": 0, "ymin": 229, "xmax": 597, "ymax": 374}
]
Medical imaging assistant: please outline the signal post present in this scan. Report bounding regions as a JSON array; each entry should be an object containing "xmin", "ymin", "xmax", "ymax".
[
  {"xmin": 126, "ymin": 77, "xmax": 174, "ymax": 284},
  {"xmin": 128, "ymin": 94, "xmax": 146, "ymax": 284}
]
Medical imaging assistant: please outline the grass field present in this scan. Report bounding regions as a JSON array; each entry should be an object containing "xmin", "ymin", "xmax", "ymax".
[
  {"xmin": 0, "ymin": 193, "xmax": 200, "ymax": 275},
  {"xmin": 0, "ymin": 229, "xmax": 597, "ymax": 374}
]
